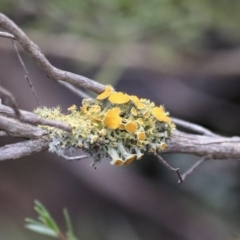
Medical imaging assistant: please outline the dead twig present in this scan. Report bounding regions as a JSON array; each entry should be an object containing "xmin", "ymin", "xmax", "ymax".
[
  {"xmin": 0, "ymin": 85, "xmax": 21, "ymax": 118},
  {"xmin": 58, "ymin": 81, "xmax": 92, "ymax": 99},
  {"xmin": 0, "ymin": 138, "xmax": 49, "ymax": 161},
  {"xmin": 12, "ymin": 40, "xmax": 40, "ymax": 106},
  {"xmin": 155, "ymin": 154, "xmax": 183, "ymax": 183},
  {"xmin": 180, "ymin": 156, "xmax": 207, "ymax": 183},
  {"xmin": 61, "ymin": 154, "xmax": 88, "ymax": 161},
  {"xmin": 0, "ymin": 104, "xmax": 71, "ymax": 132},
  {"xmin": 0, "ymin": 13, "xmax": 105, "ymax": 94},
  {"xmin": 0, "ymin": 31, "xmax": 15, "ymax": 39},
  {"xmin": 171, "ymin": 117, "xmax": 220, "ymax": 137}
]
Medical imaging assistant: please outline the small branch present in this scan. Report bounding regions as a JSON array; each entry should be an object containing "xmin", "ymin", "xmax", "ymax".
[
  {"xmin": 0, "ymin": 115, "xmax": 47, "ymax": 139},
  {"xmin": 165, "ymin": 130, "xmax": 240, "ymax": 160},
  {"xmin": 0, "ymin": 85, "xmax": 21, "ymax": 118},
  {"xmin": 172, "ymin": 117, "xmax": 220, "ymax": 137},
  {"xmin": 0, "ymin": 31, "xmax": 15, "ymax": 39},
  {"xmin": 180, "ymin": 156, "xmax": 207, "ymax": 183},
  {"xmin": 12, "ymin": 40, "xmax": 40, "ymax": 106},
  {"xmin": 0, "ymin": 130, "xmax": 7, "ymax": 136},
  {"xmin": 155, "ymin": 154, "xmax": 183, "ymax": 183},
  {"xmin": 58, "ymin": 80, "xmax": 92, "ymax": 99},
  {"xmin": 0, "ymin": 138, "xmax": 49, "ymax": 161},
  {"xmin": 61, "ymin": 154, "xmax": 88, "ymax": 161},
  {"xmin": 0, "ymin": 104, "xmax": 71, "ymax": 132},
  {"xmin": 0, "ymin": 13, "xmax": 105, "ymax": 94}
]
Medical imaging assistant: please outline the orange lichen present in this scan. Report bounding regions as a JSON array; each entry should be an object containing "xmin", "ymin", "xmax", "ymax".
[
  {"xmin": 161, "ymin": 142, "xmax": 167, "ymax": 150},
  {"xmin": 137, "ymin": 118, "xmax": 143, "ymax": 125},
  {"xmin": 96, "ymin": 85, "xmax": 114, "ymax": 100},
  {"xmin": 136, "ymin": 102, "xmax": 145, "ymax": 109},
  {"xmin": 104, "ymin": 107, "xmax": 122, "ymax": 129},
  {"xmin": 108, "ymin": 92, "xmax": 130, "ymax": 104},
  {"xmin": 125, "ymin": 121, "xmax": 138, "ymax": 133},
  {"xmin": 68, "ymin": 104, "xmax": 76, "ymax": 111},
  {"xmin": 131, "ymin": 107, "xmax": 138, "ymax": 116},
  {"xmin": 152, "ymin": 106, "xmax": 171, "ymax": 123},
  {"xmin": 123, "ymin": 155, "xmax": 136, "ymax": 165},
  {"xmin": 110, "ymin": 159, "xmax": 124, "ymax": 166},
  {"xmin": 129, "ymin": 95, "xmax": 140, "ymax": 104},
  {"xmin": 137, "ymin": 132, "xmax": 146, "ymax": 141}
]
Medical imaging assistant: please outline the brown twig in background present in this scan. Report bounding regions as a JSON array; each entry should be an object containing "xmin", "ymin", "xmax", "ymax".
[
  {"xmin": 171, "ymin": 117, "xmax": 220, "ymax": 137},
  {"xmin": 12, "ymin": 40, "xmax": 41, "ymax": 106},
  {"xmin": 0, "ymin": 85, "xmax": 21, "ymax": 118},
  {"xmin": 0, "ymin": 138, "xmax": 49, "ymax": 161},
  {"xmin": 180, "ymin": 156, "xmax": 207, "ymax": 183},
  {"xmin": 0, "ymin": 104, "xmax": 71, "ymax": 132},
  {"xmin": 0, "ymin": 31, "xmax": 15, "ymax": 39},
  {"xmin": 155, "ymin": 154, "xmax": 183, "ymax": 183},
  {"xmin": 58, "ymin": 80, "xmax": 93, "ymax": 99},
  {"xmin": 0, "ymin": 13, "xmax": 105, "ymax": 94}
]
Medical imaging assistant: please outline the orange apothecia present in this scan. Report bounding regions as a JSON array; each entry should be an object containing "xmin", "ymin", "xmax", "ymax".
[{"xmin": 34, "ymin": 85, "xmax": 175, "ymax": 166}]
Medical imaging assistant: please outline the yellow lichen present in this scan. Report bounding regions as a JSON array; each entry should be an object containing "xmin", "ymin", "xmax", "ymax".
[
  {"xmin": 34, "ymin": 85, "xmax": 175, "ymax": 167},
  {"xmin": 96, "ymin": 85, "xmax": 114, "ymax": 100},
  {"xmin": 104, "ymin": 107, "xmax": 122, "ymax": 129},
  {"xmin": 137, "ymin": 132, "xmax": 146, "ymax": 141},
  {"xmin": 108, "ymin": 92, "xmax": 130, "ymax": 104},
  {"xmin": 125, "ymin": 121, "xmax": 138, "ymax": 133},
  {"xmin": 152, "ymin": 106, "xmax": 171, "ymax": 123}
]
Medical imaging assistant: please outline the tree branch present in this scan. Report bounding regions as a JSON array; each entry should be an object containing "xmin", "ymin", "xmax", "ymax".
[
  {"xmin": 165, "ymin": 130, "xmax": 240, "ymax": 160},
  {"xmin": 0, "ymin": 105, "xmax": 71, "ymax": 132},
  {"xmin": 0, "ymin": 13, "xmax": 105, "ymax": 94},
  {"xmin": 1, "ymin": 12, "xmax": 240, "ymax": 181},
  {"xmin": 0, "ymin": 139, "xmax": 49, "ymax": 161}
]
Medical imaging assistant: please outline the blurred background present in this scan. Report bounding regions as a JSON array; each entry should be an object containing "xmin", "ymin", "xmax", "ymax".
[{"xmin": 1, "ymin": 0, "xmax": 240, "ymax": 239}]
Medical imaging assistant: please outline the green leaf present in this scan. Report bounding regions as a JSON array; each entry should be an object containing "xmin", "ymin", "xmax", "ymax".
[
  {"xmin": 25, "ymin": 223, "xmax": 58, "ymax": 238},
  {"xmin": 33, "ymin": 200, "xmax": 60, "ymax": 233},
  {"xmin": 63, "ymin": 209, "xmax": 79, "ymax": 240}
]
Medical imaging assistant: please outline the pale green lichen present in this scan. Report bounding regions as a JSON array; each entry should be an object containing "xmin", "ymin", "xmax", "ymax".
[{"xmin": 34, "ymin": 86, "xmax": 175, "ymax": 166}]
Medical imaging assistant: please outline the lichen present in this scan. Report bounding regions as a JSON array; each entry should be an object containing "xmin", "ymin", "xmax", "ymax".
[{"xmin": 34, "ymin": 85, "xmax": 175, "ymax": 166}]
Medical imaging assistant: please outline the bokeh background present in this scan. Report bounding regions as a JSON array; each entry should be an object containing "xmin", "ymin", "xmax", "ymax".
[{"xmin": 1, "ymin": 1, "xmax": 240, "ymax": 239}]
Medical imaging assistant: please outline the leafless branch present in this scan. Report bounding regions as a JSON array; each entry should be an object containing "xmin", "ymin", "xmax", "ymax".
[
  {"xmin": 0, "ymin": 85, "xmax": 21, "ymax": 118},
  {"xmin": 0, "ymin": 138, "xmax": 49, "ymax": 161},
  {"xmin": 180, "ymin": 156, "xmax": 207, "ymax": 183},
  {"xmin": 0, "ymin": 13, "xmax": 105, "ymax": 94},
  {"xmin": 0, "ymin": 31, "xmax": 15, "ymax": 39},
  {"xmin": 12, "ymin": 40, "xmax": 40, "ymax": 106},
  {"xmin": 171, "ymin": 117, "xmax": 220, "ymax": 137},
  {"xmin": 156, "ymin": 154, "xmax": 183, "ymax": 183},
  {"xmin": 0, "ymin": 104, "xmax": 71, "ymax": 132},
  {"xmin": 164, "ymin": 130, "xmax": 240, "ymax": 160},
  {"xmin": 0, "ymin": 115, "xmax": 46, "ymax": 139},
  {"xmin": 1, "ymin": 13, "xmax": 240, "ymax": 182},
  {"xmin": 58, "ymin": 81, "xmax": 92, "ymax": 99},
  {"xmin": 61, "ymin": 154, "xmax": 89, "ymax": 161}
]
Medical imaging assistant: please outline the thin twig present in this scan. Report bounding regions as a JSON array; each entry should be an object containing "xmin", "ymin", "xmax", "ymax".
[
  {"xmin": 58, "ymin": 80, "xmax": 92, "ymax": 99},
  {"xmin": 0, "ymin": 85, "xmax": 21, "ymax": 118},
  {"xmin": 61, "ymin": 154, "xmax": 88, "ymax": 161},
  {"xmin": 12, "ymin": 40, "xmax": 40, "ymax": 106},
  {"xmin": 0, "ymin": 115, "xmax": 47, "ymax": 139},
  {"xmin": 0, "ymin": 104, "xmax": 71, "ymax": 132},
  {"xmin": 0, "ymin": 130, "xmax": 7, "ymax": 136},
  {"xmin": 171, "ymin": 117, "xmax": 220, "ymax": 137},
  {"xmin": 0, "ymin": 138, "xmax": 49, "ymax": 161},
  {"xmin": 0, "ymin": 31, "xmax": 15, "ymax": 39},
  {"xmin": 155, "ymin": 154, "xmax": 183, "ymax": 183},
  {"xmin": 180, "ymin": 156, "xmax": 207, "ymax": 183},
  {"xmin": 0, "ymin": 13, "xmax": 105, "ymax": 94}
]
